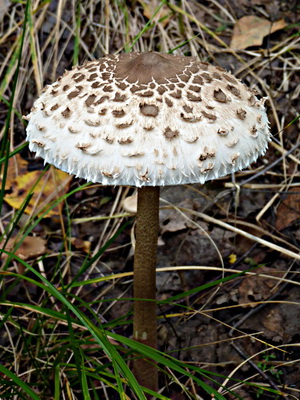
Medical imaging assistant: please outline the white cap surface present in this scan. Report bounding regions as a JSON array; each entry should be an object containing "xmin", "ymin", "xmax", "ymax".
[{"xmin": 25, "ymin": 52, "xmax": 270, "ymax": 187}]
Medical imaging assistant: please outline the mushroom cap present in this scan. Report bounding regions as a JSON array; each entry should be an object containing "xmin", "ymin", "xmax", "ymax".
[{"xmin": 25, "ymin": 52, "xmax": 270, "ymax": 187}]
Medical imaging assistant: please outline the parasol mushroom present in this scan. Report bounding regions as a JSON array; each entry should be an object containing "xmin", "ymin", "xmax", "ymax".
[{"xmin": 24, "ymin": 52, "xmax": 270, "ymax": 393}]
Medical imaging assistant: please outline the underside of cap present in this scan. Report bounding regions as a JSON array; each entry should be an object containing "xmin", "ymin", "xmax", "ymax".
[{"xmin": 25, "ymin": 52, "xmax": 271, "ymax": 187}]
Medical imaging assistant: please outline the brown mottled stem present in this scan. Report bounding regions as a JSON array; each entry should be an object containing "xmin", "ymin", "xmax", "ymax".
[{"xmin": 133, "ymin": 186, "xmax": 160, "ymax": 393}]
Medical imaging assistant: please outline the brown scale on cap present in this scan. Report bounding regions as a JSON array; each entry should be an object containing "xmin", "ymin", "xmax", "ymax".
[
  {"xmin": 116, "ymin": 82, "xmax": 128, "ymax": 90},
  {"xmin": 250, "ymin": 125, "xmax": 258, "ymax": 137},
  {"xmin": 199, "ymin": 62, "xmax": 209, "ymax": 70},
  {"xmin": 103, "ymin": 85, "xmax": 113, "ymax": 92},
  {"xmin": 183, "ymin": 105, "xmax": 193, "ymax": 113},
  {"xmin": 93, "ymin": 96, "xmax": 108, "ymax": 105},
  {"xmin": 237, "ymin": 108, "xmax": 247, "ymax": 120},
  {"xmin": 187, "ymin": 92, "xmax": 202, "ymax": 102},
  {"xmin": 199, "ymin": 147, "xmax": 216, "ymax": 161},
  {"xmin": 103, "ymin": 135, "xmax": 114, "ymax": 144},
  {"xmin": 115, "ymin": 121, "xmax": 133, "ymax": 129},
  {"xmin": 101, "ymin": 72, "xmax": 111, "ymax": 79},
  {"xmin": 91, "ymin": 82, "xmax": 102, "ymax": 89},
  {"xmin": 166, "ymin": 84, "xmax": 175, "ymax": 90},
  {"xmin": 169, "ymin": 90, "xmax": 182, "ymax": 99},
  {"xmin": 193, "ymin": 75, "xmax": 204, "ymax": 85},
  {"xmin": 139, "ymin": 104, "xmax": 159, "ymax": 117},
  {"xmin": 180, "ymin": 113, "xmax": 202, "ymax": 123},
  {"xmin": 68, "ymin": 126, "xmax": 80, "ymax": 134},
  {"xmin": 130, "ymin": 85, "xmax": 141, "ymax": 93},
  {"xmin": 113, "ymin": 93, "xmax": 127, "ymax": 102},
  {"xmin": 98, "ymin": 108, "xmax": 107, "ymax": 115},
  {"xmin": 50, "ymin": 104, "xmax": 60, "ymax": 111},
  {"xmin": 157, "ymin": 86, "xmax": 167, "ymax": 95},
  {"xmin": 118, "ymin": 137, "xmax": 133, "ymax": 144},
  {"xmin": 87, "ymin": 73, "xmax": 98, "ymax": 81},
  {"xmin": 139, "ymin": 170, "xmax": 150, "ymax": 182},
  {"xmin": 214, "ymin": 89, "xmax": 227, "ymax": 103},
  {"xmin": 84, "ymin": 119, "xmax": 101, "ymax": 127},
  {"xmin": 112, "ymin": 109, "xmax": 126, "ymax": 118},
  {"xmin": 102, "ymin": 171, "xmax": 114, "ymax": 178},
  {"xmin": 201, "ymin": 111, "xmax": 216, "ymax": 121},
  {"xmin": 137, "ymin": 90, "xmax": 154, "ymax": 98},
  {"xmin": 201, "ymin": 73, "xmax": 213, "ymax": 83},
  {"xmin": 164, "ymin": 127, "xmax": 179, "ymax": 141},
  {"xmin": 68, "ymin": 90, "xmax": 81, "ymax": 99},
  {"xmin": 248, "ymin": 95, "xmax": 256, "ymax": 106},
  {"xmin": 227, "ymin": 85, "xmax": 241, "ymax": 97},
  {"xmin": 189, "ymin": 65, "xmax": 199, "ymax": 74},
  {"xmin": 231, "ymin": 153, "xmax": 240, "ymax": 164},
  {"xmin": 32, "ymin": 140, "xmax": 45, "ymax": 147},
  {"xmin": 178, "ymin": 74, "xmax": 190, "ymax": 83},
  {"xmin": 188, "ymin": 85, "xmax": 201, "ymax": 93},
  {"xmin": 212, "ymin": 72, "xmax": 222, "ymax": 80},
  {"xmin": 222, "ymin": 74, "xmax": 236, "ymax": 84},
  {"xmin": 61, "ymin": 107, "xmax": 71, "ymax": 118},
  {"xmin": 73, "ymin": 73, "xmax": 85, "ymax": 83},
  {"xmin": 127, "ymin": 151, "xmax": 145, "ymax": 158},
  {"xmin": 165, "ymin": 98, "xmax": 173, "ymax": 107},
  {"xmin": 217, "ymin": 128, "xmax": 229, "ymax": 136},
  {"xmin": 200, "ymin": 162, "xmax": 214, "ymax": 173},
  {"xmin": 76, "ymin": 143, "xmax": 91, "ymax": 152},
  {"xmin": 85, "ymin": 94, "xmax": 97, "ymax": 107}
]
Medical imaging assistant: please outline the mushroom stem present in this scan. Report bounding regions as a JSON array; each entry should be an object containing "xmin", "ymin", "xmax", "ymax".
[{"xmin": 133, "ymin": 185, "xmax": 160, "ymax": 392}]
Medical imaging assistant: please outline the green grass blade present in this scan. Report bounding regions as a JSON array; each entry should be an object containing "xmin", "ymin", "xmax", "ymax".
[
  {"xmin": 0, "ymin": 364, "xmax": 41, "ymax": 400},
  {"xmin": 0, "ymin": 143, "xmax": 28, "ymax": 165},
  {"xmin": 73, "ymin": 0, "xmax": 81, "ymax": 65},
  {"xmin": 54, "ymin": 364, "xmax": 61, "ymax": 400}
]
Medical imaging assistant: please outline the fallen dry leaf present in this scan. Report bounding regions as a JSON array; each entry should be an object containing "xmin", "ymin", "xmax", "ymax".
[
  {"xmin": 160, "ymin": 198, "xmax": 196, "ymax": 234},
  {"xmin": 261, "ymin": 306, "xmax": 284, "ymax": 339},
  {"xmin": 139, "ymin": 0, "xmax": 171, "ymax": 27},
  {"xmin": 3, "ymin": 154, "xmax": 72, "ymax": 217},
  {"xmin": 2, "ymin": 236, "xmax": 47, "ymax": 260},
  {"xmin": 275, "ymin": 188, "xmax": 300, "ymax": 230},
  {"xmin": 70, "ymin": 237, "xmax": 91, "ymax": 253},
  {"xmin": 238, "ymin": 266, "xmax": 285, "ymax": 307},
  {"xmin": 230, "ymin": 16, "xmax": 286, "ymax": 50}
]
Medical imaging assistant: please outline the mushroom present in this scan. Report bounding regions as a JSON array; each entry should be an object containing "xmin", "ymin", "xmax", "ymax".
[{"xmin": 24, "ymin": 52, "xmax": 270, "ymax": 393}]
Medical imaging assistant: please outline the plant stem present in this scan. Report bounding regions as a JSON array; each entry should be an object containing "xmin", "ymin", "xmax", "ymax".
[{"xmin": 133, "ymin": 186, "xmax": 160, "ymax": 393}]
